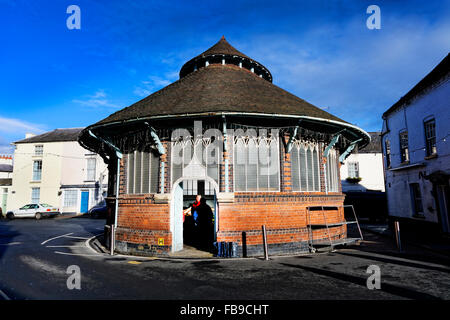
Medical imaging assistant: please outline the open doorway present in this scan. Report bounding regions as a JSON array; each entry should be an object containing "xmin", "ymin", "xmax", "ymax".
[{"xmin": 171, "ymin": 178, "xmax": 218, "ymax": 254}]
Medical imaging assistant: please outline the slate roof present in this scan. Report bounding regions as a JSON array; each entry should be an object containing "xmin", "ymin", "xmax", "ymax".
[
  {"xmin": 383, "ymin": 53, "xmax": 450, "ymax": 118},
  {"xmin": 14, "ymin": 128, "xmax": 84, "ymax": 144},
  {"xmin": 94, "ymin": 63, "xmax": 347, "ymax": 126},
  {"xmin": 358, "ymin": 132, "xmax": 382, "ymax": 153}
]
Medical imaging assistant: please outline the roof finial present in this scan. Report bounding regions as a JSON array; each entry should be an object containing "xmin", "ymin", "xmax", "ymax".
[{"xmin": 221, "ymin": 35, "xmax": 226, "ymax": 40}]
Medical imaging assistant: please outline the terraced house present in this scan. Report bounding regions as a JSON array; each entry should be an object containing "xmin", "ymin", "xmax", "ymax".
[
  {"xmin": 382, "ymin": 53, "xmax": 450, "ymax": 235},
  {"xmin": 8, "ymin": 128, "xmax": 108, "ymax": 214}
]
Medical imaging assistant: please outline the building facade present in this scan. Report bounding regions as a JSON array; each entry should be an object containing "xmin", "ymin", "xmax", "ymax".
[
  {"xmin": 0, "ymin": 155, "xmax": 13, "ymax": 214},
  {"xmin": 79, "ymin": 37, "xmax": 370, "ymax": 257},
  {"xmin": 8, "ymin": 129, "xmax": 108, "ymax": 214},
  {"xmin": 340, "ymin": 132, "xmax": 385, "ymax": 192},
  {"xmin": 381, "ymin": 53, "xmax": 450, "ymax": 234}
]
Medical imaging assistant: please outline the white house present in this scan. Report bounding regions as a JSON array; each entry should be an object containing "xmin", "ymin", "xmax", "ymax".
[
  {"xmin": 381, "ymin": 53, "xmax": 449, "ymax": 234},
  {"xmin": 7, "ymin": 128, "xmax": 108, "ymax": 214},
  {"xmin": 340, "ymin": 132, "xmax": 385, "ymax": 192},
  {"xmin": 0, "ymin": 155, "xmax": 13, "ymax": 214}
]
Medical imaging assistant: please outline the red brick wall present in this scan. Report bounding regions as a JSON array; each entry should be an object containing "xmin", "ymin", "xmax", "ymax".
[
  {"xmin": 216, "ymin": 193, "xmax": 346, "ymax": 246},
  {"xmin": 113, "ymin": 133, "xmax": 347, "ymax": 256}
]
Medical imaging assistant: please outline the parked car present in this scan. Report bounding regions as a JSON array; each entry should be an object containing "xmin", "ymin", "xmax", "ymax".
[
  {"xmin": 88, "ymin": 202, "xmax": 107, "ymax": 219},
  {"xmin": 6, "ymin": 203, "xmax": 61, "ymax": 220}
]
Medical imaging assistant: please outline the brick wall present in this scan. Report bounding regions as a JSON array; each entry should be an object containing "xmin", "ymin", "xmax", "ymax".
[{"xmin": 112, "ymin": 131, "xmax": 348, "ymax": 257}]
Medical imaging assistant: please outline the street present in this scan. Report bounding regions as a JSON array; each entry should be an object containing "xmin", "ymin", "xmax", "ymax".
[{"xmin": 0, "ymin": 216, "xmax": 449, "ymax": 300}]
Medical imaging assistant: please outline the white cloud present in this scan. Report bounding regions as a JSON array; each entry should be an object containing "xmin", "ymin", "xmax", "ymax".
[
  {"xmin": 0, "ymin": 116, "xmax": 46, "ymax": 135},
  {"xmin": 242, "ymin": 15, "xmax": 450, "ymax": 131},
  {"xmin": 134, "ymin": 73, "xmax": 178, "ymax": 97},
  {"xmin": 72, "ymin": 89, "xmax": 120, "ymax": 109}
]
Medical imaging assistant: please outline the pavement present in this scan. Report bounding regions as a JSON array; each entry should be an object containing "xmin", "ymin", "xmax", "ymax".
[
  {"xmin": 1, "ymin": 216, "xmax": 450, "ymax": 300},
  {"xmin": 360, "ymin": 222, "xmax": 450, "ymax": 257}
]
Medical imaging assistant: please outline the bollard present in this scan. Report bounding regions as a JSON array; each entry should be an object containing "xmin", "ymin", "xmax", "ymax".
[
  {"xmin": 110, "ymin": 224, "xmax": 115, "ymax": 255},
  {"xmin": 394, "ymin": 221, "xmax": 402, "ymax": 252},
  {"xmin": 262, "ymin": 225, "xmax": 269, "ymax": 260}
]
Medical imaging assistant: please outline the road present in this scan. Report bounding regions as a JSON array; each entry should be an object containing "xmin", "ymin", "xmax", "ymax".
[{"xmin": 0, "ymin": 216, "xmax": 450, "ymax": 300}]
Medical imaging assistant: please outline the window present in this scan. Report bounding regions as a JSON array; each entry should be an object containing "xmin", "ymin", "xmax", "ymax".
[
  {"xmin": 86, "ymin": 158, "xmax": 96, "ymax": 181},
  {"xmin": 424, "ymin": 119, "xmax": 436, "ymax": 156},
  {"xmin": 399, "ymin": 131, "xmax": 409, "ymax": 163},
  {"xmin": 34, "ymin": 145, "xmax": 43, "ymax": 156},
  {"xmin": 385, "ymin": 140, "xmax": 391, "ymax": 167},
  {"xmin": 172, "ymin": 139, "xmax": 220, "ymax": 186},
  {"xmin": 64, "ymin": 190, "xmax": 78, "ymax": 207},
  {"xmin": 233, "ymin": 136, "xmax": 280, "ymax": 192},
  {"xmin": 347, "ymin": 161, "xmax": 359, "ymax": 178},
  {"xmin": 126, "ymin": 150, "xmax": 160, "ymax": 194},
  {"xmin": 325, "ymin": 149, "xmax": 339, "ymax": 192},
  {"xmin": 290, "ymin": 142, "xmax": 320, "ymax": 192},
  {"xmin": 31, "ymin": 187, "xmax": 40, "ymax": 204},
  {"xmin": 410, "ymin": 183, "xmax": 423, "ymax": 215},
  {"xmin": 32, "ymin": 160, "xmax": 42, "ymax": 181}
]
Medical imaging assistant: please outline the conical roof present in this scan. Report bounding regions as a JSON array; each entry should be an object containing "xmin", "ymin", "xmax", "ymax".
[
  {"xmin": 179, "ymin": 36, "xmax": 272, "ymax": 81},
  {"xmin": 81, "ymin": 37, "xmax": 370, "ymax": 150}
]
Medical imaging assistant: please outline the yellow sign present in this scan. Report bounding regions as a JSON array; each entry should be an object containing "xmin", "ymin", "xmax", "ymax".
[{"xmin": 158, "ymin": 238, "xmax": 164, "ymax": 246}]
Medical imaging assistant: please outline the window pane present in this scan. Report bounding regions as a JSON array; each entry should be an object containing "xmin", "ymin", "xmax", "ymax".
[
  {"xmin": 299, "ymin": 148, "xmax": 307, "ymax": 191},
  {"xmin": 258, "ymin": 143, "xmax": 269, "ymax": 190},
  {"xmin": 134, "ymin": 151, "xmax": 142, "ymax": 194},
  {"xmin": 150, "ymin": 152, "xmax": 159, "ymax": 193},
  {"xmin": 291, "ymin": 147, "xmax": 300, "ymax": 191},
  {"xmin": 64, "ymin": 190, "xmax": 78, "ymax": 207},
  {"xmin": 34, "ymin": 145, "xmax": 43, "ymax": 156},
  {"xmin": 313, "ymin": 148, "xmax": 320, "ymax": 191},
  {"xmin": 268, "ymin": 142, "xmax": 280, "ymax": 191},
  {"xmin": 307, "ymin": 148, "xmax": 313, "ymax": 191},
  {"xmin": 31, "ymin": 188, "xmax": 40, "ymax": 204},
  {"xmin": 247, "ymin": 140, "xmax": 258, "ymax": 191},
  {"xmin": 234, "ymin": 140, "xmax": 246, "ymax": 191},
  {"xmin": 32, "ymin": 160, "xmax": 42, "ymax": 181},
  {"xmin": 142, "ymin": 152, "xmax": 150, "ymax": 193},
  {"xmin": 87, "ymin": 158, "xmax": 96, "ymax": 181},
  {"xmin": 127, "ymin": 153, "xmax": 135, "ymax": 194}
]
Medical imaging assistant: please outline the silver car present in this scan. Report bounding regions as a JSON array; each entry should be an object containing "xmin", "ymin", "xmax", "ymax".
[{"xmin": 6, "ymin": 203, "xmax": 61, "ymax": 220}]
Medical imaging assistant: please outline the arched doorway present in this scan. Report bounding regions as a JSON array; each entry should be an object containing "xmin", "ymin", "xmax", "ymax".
[{"xmin": 171, "ymin": 176, "xmax": 219, "ymax": 252}]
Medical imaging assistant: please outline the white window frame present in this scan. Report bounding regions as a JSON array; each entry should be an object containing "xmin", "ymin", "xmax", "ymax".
[
  {"xmin": 32, "ymin": 160, "xmax": 42, "ymax": 181},
  {"xmin": 34, "ymin": 145, "xmax": 43, "ymax": 156},
  {"xmin": 86, "ymin": 158, "xmax": 96, "ymax": 181},
  {"xmin": 289, "ymin": 141, "xmax": 321, "ymax": 192},
  {"xmin": 232, "ymin": 135, "xmax": 281, "ymax": 192},
  {"xmin": 64, "ymin": 190, "xmax": 78, "ymax": 207},
  {"xmin": 126, "ymin": 151, "xmax": 159, "ymax": 194},
  {"xmin": 31, "ymin": 187, "xmax": 40, "ymax": 204}
]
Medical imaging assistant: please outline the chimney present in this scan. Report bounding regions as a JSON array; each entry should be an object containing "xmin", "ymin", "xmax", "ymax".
[{"xmin": 25, "ymin": 133, "xmax": 36, "ymax": 139}]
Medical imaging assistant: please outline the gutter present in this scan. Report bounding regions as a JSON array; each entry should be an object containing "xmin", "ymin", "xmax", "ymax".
[{"xmin": 86, "ymin": 111, "xmax": 371, "ymax": 146}]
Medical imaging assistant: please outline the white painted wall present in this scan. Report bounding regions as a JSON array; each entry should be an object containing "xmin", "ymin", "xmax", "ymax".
[
  {"xmin": 382, "ymin": 78, "xmax": 450, "ymax": 223},
  {"xmin": 340, "ymin": 152, "xmax": 385, "ymax": 192},
  {"xmin": 7, "ymin": 138, "xmax": 108, "ymax": 213}
]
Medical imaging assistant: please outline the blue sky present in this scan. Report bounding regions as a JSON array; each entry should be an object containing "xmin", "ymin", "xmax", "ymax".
[{"xmin": 0, "ymin": 0, "xmax": 449, "ymax": 153}]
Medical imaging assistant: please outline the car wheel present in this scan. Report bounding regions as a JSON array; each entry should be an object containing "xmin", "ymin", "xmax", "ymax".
[
  {"xmin": 35, "ymin": 212, "xmax": 42, "ymax": 220},
  {"xmin": 6, "ymin": 212, "xmax": 14, "ymax": 220}
]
